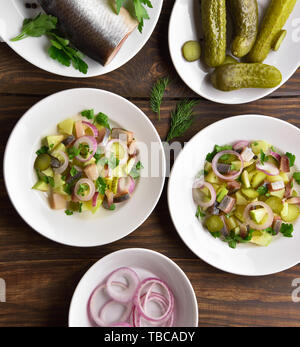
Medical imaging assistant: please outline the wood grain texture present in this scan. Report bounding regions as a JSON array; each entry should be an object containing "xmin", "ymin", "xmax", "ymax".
[{"xmin": 0, "ymin": 0, "xmax": 300, "ymax": 327}]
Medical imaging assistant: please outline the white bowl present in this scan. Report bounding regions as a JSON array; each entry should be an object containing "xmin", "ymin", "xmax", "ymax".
[
  {"xmin": 168, "ymin": 115, "xmax": 300, "ymax": 276},
  {"xmin": 169, "ymin": 0, "xmax": 300, "ymax": 104},
  {"xmin": 68, "ymin": 248, "xmax": 198, "ymax": 327},
  {"xmin": 0, "ymin": 0, "xmax": 163, "ymax": 77},
  {"xmin": 4, "ymin": 88, "xmax": 166, "ymax": 247}
]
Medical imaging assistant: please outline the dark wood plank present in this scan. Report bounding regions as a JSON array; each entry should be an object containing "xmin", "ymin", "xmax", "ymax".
[
  {"xmin": 0, "ymin": 258, "xmax": 299, "ymax": 327},
  {"xmin": 0, "ymin": 0, "xmax": 299, "ymax": 98}
]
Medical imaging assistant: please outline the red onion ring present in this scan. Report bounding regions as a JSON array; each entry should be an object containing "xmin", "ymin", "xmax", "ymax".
[
  {"xmin": 105, "ymin": 139, "xmax": 128, "ymax": 166},
  {"xmin": 99, "ymin": 300, "xmax": 132, "ymax": 326},
  {"xmin": 52, "ymin": 150, "xmax": 69, "ymax": 174},
  {"xmin": 212, "ymin": 150, "xmax": 244, "ymax": 181},
  {"xmin": 193, "ymin": 179, "xmax": 216, "ymax": 209},
  {"xmin": 133, "ymin": 278, "xmax": 174, "ymax": 324},
  {"xmin": 256, "ymin": 161, "xmax": 280, "ymax": 176},
  {"xmin": 74, "ymin": 178, "xmax": 96, "ymax": 202},
  {"xmin": 73, "ymin": 136, "xmax": 97, "ymax": 162},
  {"xmin": 233, "ymin": 141, "xmax": 249, "ymax": 151},
  {"xmin": 118, "ymin": 176, "xmax": 135, "ymax": 195},
  {"xmin": 82, "ymin": 121, "xmax": 99, "ymax": 138},
  {"xmin": 106, "ymin": 267, "xmax": 140, "ymax": 303},
  {"xmin": 270, "ymin": 151, "xmax": 281, "ymax": 162},
  {"xmin": 109, "ymin": 322, "xmax": 132, "ymax": 327},
  {"xmin": 243, "ymin": 201, "xmax": 274, "ymax": 230}
]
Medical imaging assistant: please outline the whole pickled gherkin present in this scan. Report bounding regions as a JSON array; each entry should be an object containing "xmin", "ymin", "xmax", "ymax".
[
  {"xmin": 247, "ymin": 0, "xmax": 297, "ymax": 63},
  {"xmin": 229, "ymin": 0, "xmax": 258, "ymax": 58},
  {"xmin": 211, "ymin": 63, "xmax": 282, "ymax": 91},
  {"xmin": 201, "ymin": 0, "xmax": 226, "ymax": 67}
]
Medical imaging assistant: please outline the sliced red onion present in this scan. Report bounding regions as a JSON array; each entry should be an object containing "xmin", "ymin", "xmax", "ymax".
[
  {"xmin": 99, "ymin": 300, "xmax": 132, "ymax": 327},
  {"xmin": 106, "ymin": 267, "xmax": 140, "ymax": 303},
  {"xmin": 256, "ymin": 161, "xmax": 280, "ymax": 176},
  {"xmin": 233, "ymin": 141, "xmax": 249, "ymax": 151},
  {"xmin": 193, "ymin": 179, "xmax": 216, "ymax": 209},
  {"xmin": 74, "ymin": 136, "xmax": 97, "ymax": 162},
  {"xmin": 270, "ymin": 151, "xmax": 281, "ymax": 162},
  {"xmin": 212, "ymin": 150, "xmax": 244, "ymax": 181},
  {"xmin": 109, "ymin": 322, "xmax": 132, "ymax": 327},
  {"xmin": 118, "ymin": 176, "xmax": 135, "ymax": 195},
  {"xmin": 243, "ymin": 201, "xmax": 274, "ymax": 230},
  {"xmin": 134, "ymin": 278, "xmax": 174, "ymax": 324},
  {"xmin": 52, "ymin": 150, "xmax": 69, "ymax": 174},
  {"xmin": 92, "ymin": 192, "xmax": 99, "ymax": 207},
  {"xmin": 105, "ymin": 139, "xmax": 128, "ymax": 166},
  {"xmin": 286, "ymin": 197, "xmax": 300, "ymax": 205},
  {"xmin": 82, "ymin": 121, "xmax": 99, "ymax": 138},
  {"xmin": 74, "ymin": 178, "xmax": 95, "ymax": 202}
]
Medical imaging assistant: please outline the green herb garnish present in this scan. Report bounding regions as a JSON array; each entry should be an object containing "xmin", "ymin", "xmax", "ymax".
[
  {"xmin": 65, "ymin": 210, "xmax": 73, "ymax": 216},
  {"xmin": 293, "ymin": 172, "xmax": 300, "ymax": 185},
  {"xmin": 109, "ymin": 203, "xmax": 116, "ymax": 211},
  {"xmin": 260, "ymin": 150, "xmax": 269, "ymax": 164},
  {"xmin": 280, "ymin": 223, "xmax": 293, "ymax": 237},
  {"xmin": 77, "ymin": 184, "xmax": 89, "ymax": 197},
  {"xmin": 11, "ymin": 14, "xmax": 88, "ymax": 74},
  {"xmin": 36, "ymin": 146, "xmax": 49, "ymax": 156},
  {"xmin": 95, "ymin": 177, "xmax": 107, "ymax": 195},
  {"xmin": 95, "ymin": 112, "xmax": 111, "ymax": 130},
  {"xmin": 206, "ymin": 145, "xmax": 233, "ymax": 163},
  {"xmin": 257, "ymin": 185, "xmax": 268, "ymax": 196},
  {"xmin": 196, "ymin": 206, "xmax": 205, "ymax": 219},
  {"xmin": 67, "ymin": 146, "xmax": 81, "ymax": 160},
  {"xmin": 130, "ymin": 161, "xmax": 144, "ymax": 179},
  {"xmin": 81, "ymin": 109, "xmax": 94, "ymax": 120},
  {"xmin": 150, "ymin": 77, "xmax": 170, "ymax": 120},
  {"xmin": 166, "ymin": 99, "xmax": 199, "ymax": 141},
  {"xmin": 70, "ymin": 166, "xmax": 78, "ymax": 177},
  {"xmin": 115, "ymin": 0, "xmax": 153, "ymax": 33},
  {"xmin": 210, "ymin": 231, "xmax": 221, "ymax": 239},
  {"xmin": 286, "ymin": 152, "xmax": 296, "ymax": 167}
]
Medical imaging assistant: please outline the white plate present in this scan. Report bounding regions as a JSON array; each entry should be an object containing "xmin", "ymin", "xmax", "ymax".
[
  {"xmin": 168, "ymin": 115, "xmax": 300, "ymax": 276},
  {"xmin": 4, "ymin": 88, "xmax": 166, "ymax": 247},
  {"xmin": 0, "ymin": 0, "xmax": 163, "ymax": 77},
  {"xmin": 68, "ymin": 248, "xmax": 198, "ymax": 327},
  {"xmin": 169, "ymin": 0, "xmax": 300, "ymax": 104}
]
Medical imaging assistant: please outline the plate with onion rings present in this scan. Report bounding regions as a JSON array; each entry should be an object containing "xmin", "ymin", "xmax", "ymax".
[
  {"xmin": 168, "ymin": 115, "xmax": 300, "ymax": 276},
  {"xmin": 68, "ymin": 248, "xmax": 198, "ymax": 327},
  {"xmin": 4, "ymin": 88, "xmax": 166, "ymax": 247}
]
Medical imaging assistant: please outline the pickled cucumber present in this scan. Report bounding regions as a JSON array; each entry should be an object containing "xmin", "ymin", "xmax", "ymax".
[
  {"xmin": 34, "ymin": 154, "xmax": 51, "ymax": 171},
  {"xmin": 229, "ymin": 0, "xmax": 258, "ymax": 58},
  {"xmin": 182, "ymin": 41, "xmax": 201, "ymax": 62},
  {"xmin": 211, "ymin": 63, "xmax": 282, "ymax": 91},
  {"xmin": 222, "ymin": 55, "xmax": 239, "ymax": 65},
  {"xmin": 201, "ymin": 0, "xmax": 226, "ymax": 67},
  {"xmin": 272, "ymin": 30, "xmax": 287, "ymax": 51},
  {"xmin": 247, "ymin": 0, "xmax": 297, "ymax": 63},
  {"xmin": 205, "ymin": 215, "xmax": 224, "ymax": 233}
]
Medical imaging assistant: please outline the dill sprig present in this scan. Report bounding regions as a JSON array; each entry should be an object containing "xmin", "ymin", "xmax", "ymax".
[
  {"xmin": 150, "ymin": 77, "xmax": 170, "ymax": 120},
  {"xmin": 166, "ymin": 99, "xmax": 199, "ymax": 141}
]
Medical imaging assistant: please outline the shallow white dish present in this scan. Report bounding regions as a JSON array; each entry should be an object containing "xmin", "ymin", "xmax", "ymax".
[
  {"xmin": 0, "ymin": 0, "xmax": 163, "ymax": 77},
  {"xmin": 68, "ymin": 248, "xmax": 198, "ymax": 327},
  {"xmin": 169, "ymin": 0, "xmax": 300, "ymax": 104},
  {"xmin": 4, "ymin": 88, "xmax": 166, "ymax": 247},
  {"xmin": 168, "ymin": 115, "xmax": 300, "ymax": 276}
]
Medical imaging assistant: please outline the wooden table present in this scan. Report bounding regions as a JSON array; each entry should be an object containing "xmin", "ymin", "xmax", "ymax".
[{"xmin": 0, "ymin": 0, "xmax": 300, "ymax": 327}]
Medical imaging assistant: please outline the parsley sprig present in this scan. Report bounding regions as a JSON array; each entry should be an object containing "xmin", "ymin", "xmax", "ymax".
[{"xmin": 11, "ymin": 14, "xmax": 88, "ymax": 74}]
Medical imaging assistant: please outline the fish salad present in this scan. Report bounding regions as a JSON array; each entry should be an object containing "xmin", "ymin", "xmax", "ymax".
[
  {"xmin": 193, "ymin": 140, "xmax": 300, "ymax": 248},
  {"xmin": 33, "ymin": 109, "xmax": 142, "ymax": 216}
]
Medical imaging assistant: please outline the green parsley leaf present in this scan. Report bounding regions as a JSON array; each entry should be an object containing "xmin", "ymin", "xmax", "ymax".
[
  {"xmin": 65, "ymin": 210, "xmax": 73, "ymax": 216},
  {"xmin": 206, "ymin": 144, "xmax": 233, "ymax": 163},
  {"xmin": 260, "ymin": 150, "xmax": 269, "ymax": 164},
  {"xmin": 265, "ymin": 227, "xmax": 277, "ymax": 235},
  {"xmin": 95, "ymin": 112, "xmax": 111, "ymax": 130},
  {"xmin": 257, "ymin": 185, "xmax": 268, "ymax": 196},
  {"xmin": 77, "ymin": 183, "xmax": 89, "ymax": 197},
  {"xmin": 67, "ymin": 146, "xmax": 80, "ymax": 160},
  {"xmin": 196, "ymin": 206, "xmax": 205, "ymax": 219},
  {"xmin": 36, "ymin": 145, "xmax": 49, "ymax": 156},
  {"xmin": 70, "ymin": 166, "xmax": 78, "ymax": 177},
  {"xmin": 293, "ymin": 172, "xmax": 300, "ymax": 185},
  {"xmin": 130, "ymin": 161, "xmax": 144, "ymax": 179},
  {"xmin": 109, "ymin": 203, "xmax": 116, "ymax": 211},
  {"xmin": 280, "ymin": 223, "xmax": 293, "ymax": 237},
  {"xmin": 81, "ymin": 109, "xmax": 94, "ymax": 120},
  {"xmin": 95, "ymin": 177, "xmax": 107, "ymax": 195},
  {"xmin": 286, "ymin": 152, "xmax": 296, "ymax": 167},
  {"xmin": 210, "ymin": 231, "xmax": 221, "ymax": 238}
]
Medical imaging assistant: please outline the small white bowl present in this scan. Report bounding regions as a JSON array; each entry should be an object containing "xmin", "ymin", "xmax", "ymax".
[
  {"xmin": 169, "ymin": 0, "xmax": 300, "ymax": 104},
  {"xmin": 68, "ymin": 248, "xmax": 198, "ymax": 327},
  {"xmin": 3, "ymin": 88, "xmax": 166, "ymax": 247},
  {"xmin": 168, "ymin": 115, "xmax": 300, "ymax": 276}
]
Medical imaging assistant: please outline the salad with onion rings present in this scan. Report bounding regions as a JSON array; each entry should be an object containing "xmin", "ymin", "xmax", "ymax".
[
  {"xmin": 32, "ymin": 109, "xmax": 143, "ymax": 215},
  {"xmin": 194, "ymin": 140, "xmax": 300, "ymax": 248}
]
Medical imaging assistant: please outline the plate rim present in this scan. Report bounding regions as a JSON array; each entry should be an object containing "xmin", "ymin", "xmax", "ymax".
[
  {"xmin": 167, "ymin": 114, "xmax": 300, "ymax": 276},
  {"xmin": 3, "ymin": 87, "xmax": 166, "ymax": 247},
  {"xmin": 168, "ymin": 0, "xmax": 300, "ymax": 105},
  {"xmin": 1, "ymin": 0, "xmax": 163, "ymax": 78},
  {"xmin": 68, "ymin": 247, "xmax": 199, "ymax": 327}
]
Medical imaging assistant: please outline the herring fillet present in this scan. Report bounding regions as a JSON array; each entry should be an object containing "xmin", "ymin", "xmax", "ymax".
[{"xmin": 38, "ymin": 0, "xmax": 138, "ymax": 66}]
